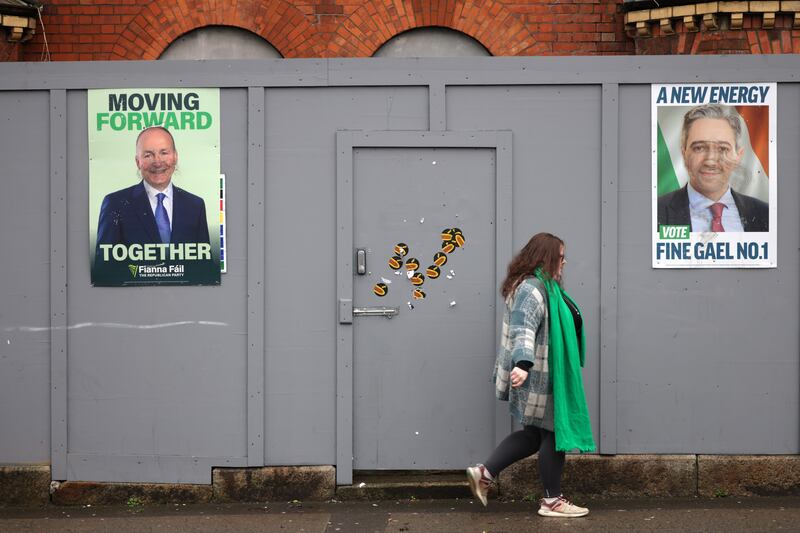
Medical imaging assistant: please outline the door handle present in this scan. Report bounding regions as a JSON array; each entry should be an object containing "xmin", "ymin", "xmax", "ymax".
[
  {"xmin": 356, "ymin": 249, "xmax": 367, "ymax": 275},
  {"xmin": 353, "ymin": 306, "xmax": 399, "ymax": 319}
]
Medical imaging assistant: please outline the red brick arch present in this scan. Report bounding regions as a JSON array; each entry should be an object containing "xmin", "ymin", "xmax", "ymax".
[
  {"xmin": 111, "ymin": 0, "xmax": 323, "ymax": 60},
  {"xmin": 329, "ymin": 0, "xmax": 538, "ymax": 57}
]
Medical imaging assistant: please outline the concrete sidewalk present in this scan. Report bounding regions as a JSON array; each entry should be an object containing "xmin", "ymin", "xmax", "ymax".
[{"xmin": 1, "ymin": 497, "xmax": 799, "ymax": 532}]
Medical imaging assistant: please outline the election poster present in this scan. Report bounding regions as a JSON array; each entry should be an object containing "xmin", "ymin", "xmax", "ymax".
[
  {"xmin": 89, "ymin": 88, "xmax": 221, "ymax": 286},
  {"xmin": 652, "ymin": 83, "xmax": 776, "ymax": 268}
]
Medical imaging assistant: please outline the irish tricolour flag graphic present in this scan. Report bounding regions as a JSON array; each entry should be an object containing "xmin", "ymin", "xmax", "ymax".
[{"xmin": 656, "ymin": 105, "xmax": 770, "ymax": 201}]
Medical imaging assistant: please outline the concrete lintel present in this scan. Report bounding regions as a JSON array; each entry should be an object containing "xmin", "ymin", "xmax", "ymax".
[
  {"xmin": 51, "ymin": 481, "xmax": 213, "ymax": 506},
  {"xmin": 499, "ymin": 455, "xmax": 697, "ymax": 500},
  {"xmin": 719, "ymin": 1, "xmax": 749, "ymax": 12},
  {"xmin": 212, "ymin": 466, "xmax": 335, "ymax": 502},
  {"xmin": 0, "ymin": 14, "xmax": 36, "ymax": 29},
  {"xmin": 762, "ymin": 11, "xmax": 776, "ymax": 26},
  {"xmin": 696, "ymin": 2, "xmax": 721, "ymax": 15},
  {"xmin": 625, "ymin": 10, "xmax": 652, "ymax": 23},
  {"xmin": 782, "ymin": 1, "xmax": 800, "ymax": 11},
  {"xmin": 750, "ymin": 0, "xmax": 780, "ymax": 11},
  {"xmin": 698, "ymin": 456, "xmax": 800, "ymax": 497},
  {"xmin": 651, "ymin": 7, "xmax": 673, "ymax": 19},
  {"xmin": 0, "ymin": 466, "xmax": 51, "ymax": 507},
  {"xmin": 730, "ymin": 12, "xmax": 745, "ymax": 28},
  {"xmin": 673, "ymin": 5, "xmax": 698, "ymax": 16}
]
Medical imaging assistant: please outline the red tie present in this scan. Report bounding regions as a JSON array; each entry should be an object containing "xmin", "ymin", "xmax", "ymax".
[{"xmin": 710, "ymin": 203, "xmax": 726, "ymax": 232}]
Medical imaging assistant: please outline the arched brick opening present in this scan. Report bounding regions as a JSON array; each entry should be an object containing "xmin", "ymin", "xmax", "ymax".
[
  {"xmin": 111, "ymin": 0, "xmax": 322, "ymax": 60},
  {"xmin": 328, "ymin": 0, "xmax": 538, "ymax": 57}
]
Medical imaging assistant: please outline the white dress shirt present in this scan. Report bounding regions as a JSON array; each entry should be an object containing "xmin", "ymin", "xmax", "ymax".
[
  {"xmin": 142, "ymin": 181, "xmax": 174, "ymax": 231},
  {"xmin": 687, "ymin": 182, "xmax": 743, "ymax": 232}
]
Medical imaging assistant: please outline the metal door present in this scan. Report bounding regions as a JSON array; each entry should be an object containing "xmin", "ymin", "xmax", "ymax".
[{"xmin": 336, "ymin": 132, "xmax": 512, "ymax": 482}]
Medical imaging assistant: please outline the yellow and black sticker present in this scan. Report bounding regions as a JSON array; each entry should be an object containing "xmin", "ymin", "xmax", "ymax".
[
  {"xmin": 412, "ymin": 289, "xmax": 426, "ymax": 300},
  {"xmin": 426, "ymin": 265, "xmax": 440, "ymax": 278},
  {"xmin": 441, "ymin": 242, "xmax": 456, "ymax": 254},
  {"xmin": 433, "ymin": 252, "xmax": 448, "ymax": 267},
  {"xmin": 410, "ymin": 272, "xmax": 425, "ymax": 286},
  {"xmin": 441, "ymin": 228, "xmax": 454, "ymax": 242},
  {"xmin": 373, "ymin": 283, "xmax": 388, "ymax": 297},
  {"xmin": 388, "ymin": 255, "xmax": 403, "ymax": 270},
  {"xmin": 405, "ymin": 257, "xmax": 420, "ymax": 270},
  {"xmin": 394, "ymin": 243, "xmax": 409, "ymax": 257}
]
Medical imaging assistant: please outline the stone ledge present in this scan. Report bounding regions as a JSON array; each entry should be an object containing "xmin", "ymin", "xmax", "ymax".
[
  {"xmin": 5, "ymin": 458, "xmax": 800, "ymax": 506},
  {"xmin": 0, "ymin": 14, "xmax": 36, "ymax": 42},
  {"xmin": 0, "ymin": 465, "xmax": 50, "ymax": 507},
  {"xmin": 698, "ymin": 456, "xmax": 800, "ymax": 497},
  {"xmin": 212, "ymin": 466, "xmax": 335, "ymax": 502},
  {"xmin": 336, "ymin": 472, "xmax": 477, "ymax": 501},
  {"xmin": 50, "ymin": 481, "xmax": 212, "ymax": 506},
  {"xmin": 624, "ymin": 0, "xmax": 800, "ymax": 35},
  {"xmin": 499, "ymin": 455, "xmax": 697, "ymax": 499}
]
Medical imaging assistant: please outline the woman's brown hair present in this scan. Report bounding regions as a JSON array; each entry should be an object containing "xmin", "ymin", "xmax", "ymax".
[{"xmin": 500, "ymin": 232, "xmax": 564, "ymax": 298}]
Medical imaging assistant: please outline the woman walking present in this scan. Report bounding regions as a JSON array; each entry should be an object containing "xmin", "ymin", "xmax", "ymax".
[{"xmin": 467, "ymin": 232, "xmax": 595, "ymax": 517}]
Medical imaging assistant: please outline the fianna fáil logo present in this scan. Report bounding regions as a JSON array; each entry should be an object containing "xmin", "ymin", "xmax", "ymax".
[{"xmin": 128, "ymin": 264, "xmax": 138, "ymax": 278}]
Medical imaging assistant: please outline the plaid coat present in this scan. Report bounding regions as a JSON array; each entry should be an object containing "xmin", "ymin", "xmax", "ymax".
[{"xmin": 492, "ymin": 277, "xmax": 554, "ymax": 430}]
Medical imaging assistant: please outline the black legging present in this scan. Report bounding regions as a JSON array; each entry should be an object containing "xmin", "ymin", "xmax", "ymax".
[{"xmin": 484, "ymin": 425, "xmax": 565, "ymax": 498}]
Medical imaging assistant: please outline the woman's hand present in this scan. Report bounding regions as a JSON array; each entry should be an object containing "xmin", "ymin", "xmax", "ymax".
[{"xmin": 510, "ymin": 367, "xmax": 529, "ymax": 388}]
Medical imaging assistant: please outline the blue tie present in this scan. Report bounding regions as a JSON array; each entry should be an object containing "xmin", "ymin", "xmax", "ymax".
[{"xmin": 155, "ymin": 192, "xmax": 171, "ymax": 243}]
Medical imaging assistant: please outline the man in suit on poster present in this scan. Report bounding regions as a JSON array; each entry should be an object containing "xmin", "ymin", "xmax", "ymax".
[
  {"xmin": 95, "ymin": 126, "xmax": 210, "ymax": 256},
  {"xmin": 657, "ymin": 104, "xmax": 768, "ymax": 232}
]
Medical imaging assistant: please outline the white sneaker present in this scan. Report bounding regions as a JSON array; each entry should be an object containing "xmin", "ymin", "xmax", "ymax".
[
  {"xmin": 466, "ymin": 464, "xmax": 492, "ymax": 507},
  {"xmin": 538, "ymin": 496, "xmax": 589, "ymax": 517}
]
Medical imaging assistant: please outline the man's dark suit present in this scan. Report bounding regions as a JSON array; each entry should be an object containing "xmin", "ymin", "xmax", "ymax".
[
  {"xmin": 657, "ymin": 185, "xmax": 769, "ymax": 232},
  {"xmin": 95, "ymin": 181, "xmax": 210, "ymax": 252}
]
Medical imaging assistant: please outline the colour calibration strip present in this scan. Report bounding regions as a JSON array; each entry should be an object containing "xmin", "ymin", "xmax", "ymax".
[{"xmin": 220, "ymin": 173, "xmax": 227, "ymax": 274}]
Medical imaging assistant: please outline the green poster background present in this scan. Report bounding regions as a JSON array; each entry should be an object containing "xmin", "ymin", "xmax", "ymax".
[{"xmin": 88, "ymin": 88, "xmax": 220, "ymax": 285}]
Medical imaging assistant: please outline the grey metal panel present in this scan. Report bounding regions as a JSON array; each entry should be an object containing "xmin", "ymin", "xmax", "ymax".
[
  {"xmin": 616, "ymin": 84, "xmax": 799, "ymax": 453},
  {"xmin": 159, "ymin": 27, "xmax": 282, "ymax": 60},
  {"xmin": 50, "ymin": 90, "xmax": 68, "ymax": 479},
  {"xmin": 349, "ymin": 142, "xmax": 498, "ymax": 472},
  {"xmin": 247, "ymin": 87, "xmax": 266, "ymax": 467},
  {"xmin": 0, "ymin": 60, "xmax": 328, "ymax": 90},
  {"xmin": 67, "ymin": 454, "xmax": 247, "ymax": 484},
  {"xmin": 64, "ymin": 88, "xmax": 249, "ymax": 482},
  {"xmin": 372, "ymin": 27, "xmax": 491, "ymax": 58},
  {"xmin": 0, "ymin": 91, "xmax": 51, "ymax": 464},
  {"xmin": 263, "ymin": 88, "xmax": 428, "ymax": 469},
  {"xmin": 336, "ymin": 131, "xmax": 355, "ymax": 486},
  {"xmin": 494, "ymin": 132, "xmax": 514, "ymax": 448},
  {"xmin": 600, "ymin": 84, "xmax": 619, "ymax": 454},
  {"xmin": 337, "ymin": 131, "xmax": 512, "ymax": 482},
  {"xmin": 430, "ymin": 83, "xmax": 445, "ymax": 131},
  {"xmin": 327, "ymin": 57, "xmax": 800, "ymax": 86},
  {"xmin": 2, "ymin": 57, "xmax": 800, "ymax": 92},
  {"xmin": 1, "ymin": 59, "xmax": 800, "ymax": 481},
  {"xmin": 349, "ymin": 131, "xmax": 509, "ymax": 148},
  {"xmin": 447, "ymin": 85, "xmax": 604, "ymax": 446}
]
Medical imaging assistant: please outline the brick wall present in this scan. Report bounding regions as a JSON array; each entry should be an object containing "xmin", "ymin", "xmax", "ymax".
[
  {"xmin": 17, "ymin": 0, "xmax": 632, "ymax": 61},
  {"xmin": 1, "ymin": 37, "xmax": 21, "ymax": 61},
  {"xmin": 7, "ymin": 0, "xmax": 800, "ymax": 61}
]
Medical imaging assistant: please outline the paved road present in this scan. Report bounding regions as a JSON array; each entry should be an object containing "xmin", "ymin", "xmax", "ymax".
[{"xmin": 2, "ymin": 497, "xmax": 799, "ymax": 532}]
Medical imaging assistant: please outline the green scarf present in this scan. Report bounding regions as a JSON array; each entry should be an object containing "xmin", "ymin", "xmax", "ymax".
[{"xmin": 535, "ymin": 269, "xmax": 596, "ymax": 453}]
